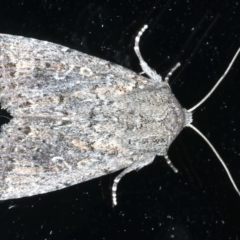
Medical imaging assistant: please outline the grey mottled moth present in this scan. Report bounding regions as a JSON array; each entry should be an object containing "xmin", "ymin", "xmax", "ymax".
[{"xmin": 0, "ymin": 25, "xmax": 239, "ymax": 206}]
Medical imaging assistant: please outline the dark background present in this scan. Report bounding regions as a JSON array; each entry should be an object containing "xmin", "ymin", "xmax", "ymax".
[{"xmin": 0, "ymin": 0, "xmax": 240, "ymax": 239}]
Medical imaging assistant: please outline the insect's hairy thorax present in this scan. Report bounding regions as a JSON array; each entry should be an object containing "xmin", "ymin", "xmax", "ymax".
[{"xmin": 113, "ymin": 83, "xmax": 188, "ymax": 154}]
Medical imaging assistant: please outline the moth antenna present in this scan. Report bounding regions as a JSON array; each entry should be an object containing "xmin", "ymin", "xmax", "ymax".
[
  {"xmin": 188, "ymin": 47, "xmax": 240, "ymax": 112},
  {"xmin": 185, "ymin": 47, "xmax": 240, "ymax": 196},
  {"xmin": 188, "ymin": 124, "xmax": 240, "ymax": 197},
  {"xmin": 134, "ymin": 25, "xmax": 162, "ymax": 82}
]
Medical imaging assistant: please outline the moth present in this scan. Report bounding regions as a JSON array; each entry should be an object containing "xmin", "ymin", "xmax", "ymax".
[{"xmin": 0, "ymin": 25, "xmax": 239, "ymax": 205}]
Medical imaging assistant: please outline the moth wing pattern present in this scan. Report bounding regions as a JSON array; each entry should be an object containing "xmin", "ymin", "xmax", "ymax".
[{"xmin": 0, "ymin": 33, "xmax": 185, "ymax": 200}]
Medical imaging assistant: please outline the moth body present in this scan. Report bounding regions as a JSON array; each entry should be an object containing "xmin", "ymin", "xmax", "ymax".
[{"xmin": 0, "ymin": 25, "xmax": 239, "ymax": 206}]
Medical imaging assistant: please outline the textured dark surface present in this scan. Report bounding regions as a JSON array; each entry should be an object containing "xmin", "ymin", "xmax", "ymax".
[{"xmin": 0, "ymin": 1, "xmax": 240, "ymax": 240}]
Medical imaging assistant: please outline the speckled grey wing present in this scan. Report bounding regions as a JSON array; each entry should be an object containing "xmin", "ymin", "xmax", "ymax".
[{"xmin": 0, "ymin": 34, "xmax": 185, "ymax": 200}]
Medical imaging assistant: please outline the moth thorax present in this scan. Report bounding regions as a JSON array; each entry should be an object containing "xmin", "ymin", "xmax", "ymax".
[{"xmin": 183, "ymin": 109, "xmax": 193, "ymax": 126}]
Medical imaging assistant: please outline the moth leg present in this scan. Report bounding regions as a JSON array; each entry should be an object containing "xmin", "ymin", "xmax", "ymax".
[
  {"xmin": 112, "ymin": 153, "xmax": 155, "ymax": 206},
  {"xmin": 134, "ymin": 25, "xmax": 162, "ymax": 83},
  {"xmin": 164, "ymin": 62, "xmax": 181, "ymax": 82},
  {"xmin": 163, "ymin": 154, "xmax": 178, "ymax": 173}
]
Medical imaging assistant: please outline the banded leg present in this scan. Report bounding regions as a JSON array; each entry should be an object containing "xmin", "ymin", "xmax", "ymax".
[
  {"xmin": 134, "ymin": 25, "xmax": 180, "ymax": 83},
  {"xmin": 134, "ymin": 25, "xmax": 162, "ymax": 83},
  {"xmin": 164, "ymin": 154, "xmax": 178, "ymax": 173},
  {"xmin": 112, "ymin": 153, "xmax": 155, "ymax": 206},
  {"xmin": 164, "ymin": 63, "xmax": 181, "ymax": 82}
]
